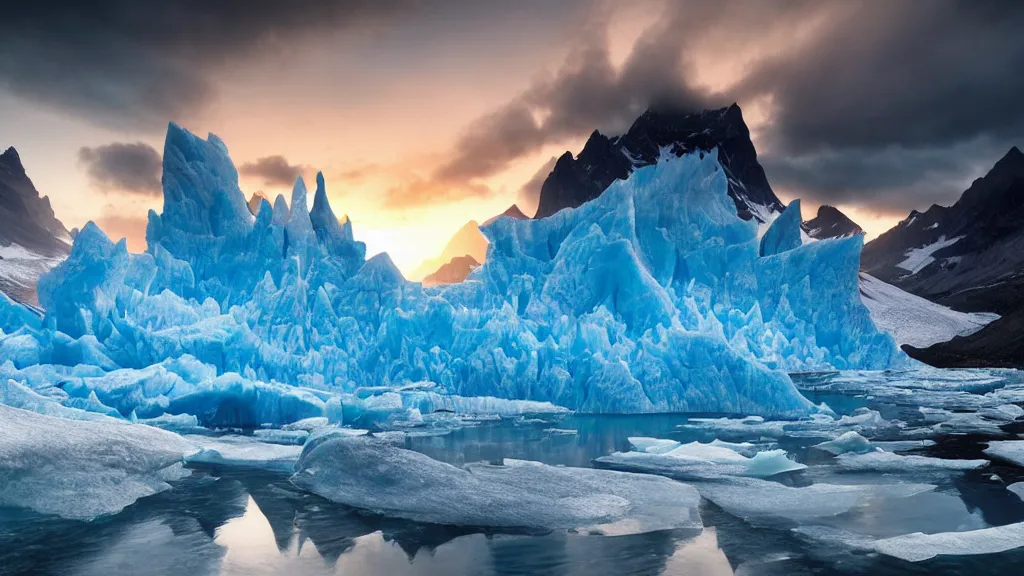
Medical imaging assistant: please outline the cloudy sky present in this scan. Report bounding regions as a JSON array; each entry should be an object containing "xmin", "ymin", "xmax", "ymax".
[{"xmin": 2, "ymin": 0, "xmax": 1022, "ymax": 275}]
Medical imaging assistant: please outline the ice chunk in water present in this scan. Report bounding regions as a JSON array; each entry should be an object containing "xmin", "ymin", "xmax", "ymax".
[
  {"xmin": 252, "ymin": 428, "xmax": 310, "ymax": 445},
  {"xmin": 812, "ymin": 431, "xmax": 877, "ymax": 455},
  {"xmin": 871, "ymin": 439, "xmax": 936, "ymax": 453},
  {"xmin": 597, "ymin": 440, "xmax": 804, "ymax": 479},
  {"xmin": 291, "ymin": 435, "xmax": 702, "ymax": 535},
  {"xmin": 744, "ymin": 450, "xmax": 807, "ymax": 476},
  {"xmin": 0, "ymin": 404, "xmax": 195, "ymax": 520},
  {"xmin": 1008, "ymin": 482, "xmax": 1024, "ymax": 501},
  {"xmin": 184, "ymin": 435, "xmax": 303, "ymax": 471},
  {"xmin": 628, "ymin": 437, "xmax": 681, "ymax": 454},
  {"xmin": 696, "ymin": 477, "xmax": 934, "ymax": 524},
  {"xmin": 665, "ymin": 441, "xmax": 751, "ymax": 463},
  {"xmin": 873, "ymin": 521, "xmax": 1024, "ymax": 562},
  {"xmin": 984, "ymin": 440, "xmax": 1024, "ymax": 467},
  {"xmin": 835, "ymin": 451, "xmax": 988, "ymax": 472}
]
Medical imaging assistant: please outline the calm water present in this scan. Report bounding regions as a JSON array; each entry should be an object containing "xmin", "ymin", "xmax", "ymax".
[{"xmin": 2, "ymin": 409, "xmax": 1024, "ymax": 574}]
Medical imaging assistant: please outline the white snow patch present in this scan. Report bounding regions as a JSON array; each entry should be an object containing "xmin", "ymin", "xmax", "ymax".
[
  {"xmin": 897, "ymin": 235, "xmax": 963, "ymax": 274},
  {"xmin": 859, "ymin": 273, "xmax": 998, "ymax": 348}
]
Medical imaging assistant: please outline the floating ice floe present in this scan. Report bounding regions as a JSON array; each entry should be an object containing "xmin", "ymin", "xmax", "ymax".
[
  {"xmin": 870, "ymin": 439, "xmax": 936, "ymax": 453},
  {"xmin": 798, "ymin": 521, "xmax": 1024, "ymax": 563},
  {"xmin": 697, "ymin": 477, "xmax": 934, "ymax": 524},
  {"xmin": 1008, "ymin": 482, "xmax": 1024, "ymax": 501},
  {"xmin": 291, "ymin": 434, "xmax": 702, "ymax": 535},
  {"xmin": 873, "ymin": 522, "xmax": 1024, "ymax": 562},
  {"xmin": 252, "ymin": 428, "xmax": 310, "ymax": 445},
  {"xmin": 812, "ymin": 431, "xmax": 877, "ymax": 455},
  {"xmin": 984, "ymin": 440, "xmax": 1024, "ymax": 467},
  {"xmin": 793, "ymin": 368, "xmax": 1024, "ymax": 415},
  {"xmin": 0, "ymin": 404, "xmax": 196, "ymax": 520},
  {"xmin": 597, "ymin": 439, "xmax": 805, "ymax": 480},
  {"xmin": 184, "ymin": 435, "xmax": 303, "ymax": 471},
  {"xmin": 681, "ymin": 408, "xmax": 896, "ymax": 442},
  {"xmin": 834, "ymin": 451, "xmax": 988, "ymax": 473}
]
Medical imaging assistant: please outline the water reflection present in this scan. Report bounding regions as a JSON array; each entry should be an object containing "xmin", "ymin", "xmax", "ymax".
[{"xmin": 4, "ymin": 412, "xmax": 1024, "ymax": 575}]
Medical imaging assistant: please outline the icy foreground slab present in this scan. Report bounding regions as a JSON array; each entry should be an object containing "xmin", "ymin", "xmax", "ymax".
[
  {"xmin": 984, "ymin": 441, "xmax": 1024, "ymax": 467},
  {"xmin": 697, "ymin": 477, "xmax": 934, "ymax": 524},
  {"xmin": 291, "ymin": 434, "xmax": 702, "ymax": 534},
  {"xmin": 799, "ymin": 521, "xmax": 1024, "ymax": 562},
  {"xmin": 874, "ymin": 522, "xmax": 1024, "ymax": 562},
  {"xmin": 0, "ymin": 123, "xmax": 905, "ymax": 420},
  {"xmin": 834, "ymin": 451, "xmax": 988, "ymax": 473},
  {"xmin": 0, "ymin": 404, "xmax": 195, "ymax": 520}
]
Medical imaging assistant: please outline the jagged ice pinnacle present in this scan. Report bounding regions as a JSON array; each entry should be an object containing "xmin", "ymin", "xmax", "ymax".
[{"xmin": 0, "ymin": 123, "xmax": 904, "ymax": 425}]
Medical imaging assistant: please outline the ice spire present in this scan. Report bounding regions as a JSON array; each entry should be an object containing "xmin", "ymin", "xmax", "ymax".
[{"xmin": 760, "ymin": 199, "xmax": 803, "ymax": 257}]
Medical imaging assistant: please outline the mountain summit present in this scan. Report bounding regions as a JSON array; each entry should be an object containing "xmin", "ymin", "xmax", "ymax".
[
  {"xmin": 534, "ymin": 104, "xmax": 784, "ymax": 221},
  {"xmin": 0, "ymin": 146, "xmax": 71, "ymax": 304},
  {"xmin": 804, "ymin": 205, "xmax": 864, "ymax": 239}
]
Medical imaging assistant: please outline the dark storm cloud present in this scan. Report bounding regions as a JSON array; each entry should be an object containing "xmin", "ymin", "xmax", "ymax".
[
  {"xmin": 741, "ymin": 1, "xmax": 1024, "ymax": 154},
  {"xmin": 739, "ymin": 0, "xmax": 1024, "ymax": 212},
  {"xmin": 239, "ymin": 156, "xmax": 310, "ymax": 188},
  {"xmin": 0, "ymin": 1, "xmax": 415, "ymax": 130},
  {"xmin": 434, "ymin": 5, "xmax": 717, "ymax": 183},
  {"xmin": 437, "ymin": 0, "xmax": 1024, "ymax": 215},
  {"xmin": 759, "ymin": 141, "xmax": 1010, "ymax": 214},
  {"xmin": 78, "ymin": 142, "xmax": 162, "ymax": 195}
]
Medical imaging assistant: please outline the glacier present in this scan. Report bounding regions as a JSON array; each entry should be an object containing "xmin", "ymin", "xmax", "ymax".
[{"xmin": 0, "ymin": 123, "xmax": 905, "ymax": 424}]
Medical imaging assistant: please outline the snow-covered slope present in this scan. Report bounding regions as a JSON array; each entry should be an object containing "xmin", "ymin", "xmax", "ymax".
[{"xmin": 859, "ymin": 273, "xmax": 999, "ymax": 348}]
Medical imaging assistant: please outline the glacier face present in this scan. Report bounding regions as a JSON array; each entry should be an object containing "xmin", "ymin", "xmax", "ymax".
[{"xmin": 0, "ymin": 124, "xmax": 904, "ymax": 423}]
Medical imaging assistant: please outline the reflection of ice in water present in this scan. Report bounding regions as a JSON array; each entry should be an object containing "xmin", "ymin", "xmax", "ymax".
[
  {"xmin": 661, "ymin": 528, "xmax": 734, "ymax": 576},
  {"xmin": 216, "ymin": 496, "xmax": 330, "ymax": 576},
  {"xmin": 71, "ymin": 518, "xmax": 225, "ymax": 576},
  {"xmin": 334, "ymin": 532, "xmax": 490, "ymax": 576}
]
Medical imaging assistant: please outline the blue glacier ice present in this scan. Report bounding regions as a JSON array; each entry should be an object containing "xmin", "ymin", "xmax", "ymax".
[{"xmin": 0, "ymin": 123, "xmax": 905, "ymax": 425}]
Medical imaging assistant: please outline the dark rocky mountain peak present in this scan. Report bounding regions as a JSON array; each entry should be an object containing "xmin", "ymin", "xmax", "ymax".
[
  {"xmin": 484, "ymin": 204, "xmax": 529, "ymax": 226},
  {"xmin": 803, "ymin": 205, "xmax": 864, "ymax": 239},
  {"xmin": 533, "ymin": 103, "xmax": 784, "ymax": 221},
  {"xmin": 0, "ymin": 146, "xmax": 73, "ymax": 304},
  {"xmin": 422, "ymin": 255, "xmax": 480, "ymax": 287},
  {"xmin": 0, "ymin": 146, "xmax": 70, "ymax": 253}
]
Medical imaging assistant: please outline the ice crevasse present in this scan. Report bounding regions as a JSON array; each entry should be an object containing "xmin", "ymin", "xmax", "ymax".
[{"xmin": 0, "ymin": 123, "xmax": 904, "ymax": 423}]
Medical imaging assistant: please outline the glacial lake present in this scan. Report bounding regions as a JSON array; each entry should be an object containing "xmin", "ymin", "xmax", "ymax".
[{"xmin": 2, "ymin": 370, "xmax": 1024, "ymax": 575}]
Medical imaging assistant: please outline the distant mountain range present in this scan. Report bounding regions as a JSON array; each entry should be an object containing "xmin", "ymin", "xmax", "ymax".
[
  {"xmin": 410, "ymin": 204, "xmax": 527, "ymax": 283},
  {"xmin": 0, "ymin": 147, "xmax": 71, "ymax": 305},
  {"xmin": 419, "ymin": 104, "xmax": 862, "ymax": 286},
  {"xmin": 862, "ymin": 146, "xmax": 1024, "ymax": 366}
]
